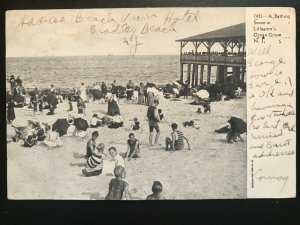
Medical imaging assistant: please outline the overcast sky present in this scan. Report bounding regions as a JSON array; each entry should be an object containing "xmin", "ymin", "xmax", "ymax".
[{"xmin": 6, "ymin": 8, "xmax": 245, "ymax": 57}]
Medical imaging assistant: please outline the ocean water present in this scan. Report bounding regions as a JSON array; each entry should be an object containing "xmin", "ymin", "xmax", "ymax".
[{"xmin": 6, "ymin": 55, "xmax": 216, "ymax": 90}]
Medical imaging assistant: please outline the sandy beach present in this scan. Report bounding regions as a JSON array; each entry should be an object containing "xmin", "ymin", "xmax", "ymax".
[{"xmin": 7, "ymin": 95, "xmax": 246, "ymax": 200}]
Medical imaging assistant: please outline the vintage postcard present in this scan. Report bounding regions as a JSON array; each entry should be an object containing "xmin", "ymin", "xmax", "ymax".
[{"xmin": 5, "ymin": 7, "xmax": 296, "ymax": 199}]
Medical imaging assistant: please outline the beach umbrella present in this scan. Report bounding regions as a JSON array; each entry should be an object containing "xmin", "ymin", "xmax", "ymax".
[
  {"xmin": 196, "ymin": 90, "xmax": 209, "ymax": 99},
  {"xmin": 74, "ymin": 118, "xmax": 89, "ymax": 131},
  {"xmin": 52, "ymin": 119, "xmax": 70, "ymax": 136},
  {"xmin": 90, "ymin": 89, "xmax": 104, "ymax": 100},
  {"xmin": 227, "ymin": 117, "xmax": 247, "ymax": 134},
  {"xmin": 12, "ymin": 118, "xmax": 28, "ymax": 128}
]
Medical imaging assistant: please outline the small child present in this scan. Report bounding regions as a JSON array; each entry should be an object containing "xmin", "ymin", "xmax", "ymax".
[
  {"xmin": 166, "ymin": 123, "xmax": 191, "ymax": 151},
  {"xmin": 128, "ymin": 118, "xmax": 141, "ymax": 131},
  {"xmin": 90, "ymin": 114, "xmax": 102, "ymax": 128},
  {"xmin": 126, "ymin": 133, "xmax": 141, "ymax": 161},
  {"xmin": 158, "ymin": 109, "xmax": 167, "ymax": 122},
  {"xmin": 105, "ymin": 165, "xmax": 131, "ymax": 200},
  {"xmin": 109, "ymin": 147, "xmax": 125, "ymax": 169},
  {"xmin": 146, "ymin": 181, "xmax": 166, "ymax": 200},
  {"xmin": 82, "ymin": 143, "xmax": 106, "ymax": 177}
]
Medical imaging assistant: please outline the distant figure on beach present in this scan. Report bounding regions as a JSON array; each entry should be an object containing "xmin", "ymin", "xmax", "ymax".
[
  {"xmin": 146, "ymin": 181, "xmax": 166, "ymax": 200},
  {"xmin": 79, "ymin": 83, "xmax": 87, "ymax": 102},
  {"xmin": 146, "ymin": 83, "xmax": 157, "ymax": 106},
  {"xmin": 183, "ymin": 80, "xmax": 189, "ymax": 99},
  {"xmin": 107, "ymin": 93, "xmax": 120, "ymax": 116},
  {"xmin": 86, "ymin": 131, "xmax": 99, "ymax": 159},
  {"xmin": 101, "ymin": 82, "xmax": 107, "ymax": 95},
  {"xmin": 49, "ymin": 84, "xmax": 55, "ymax": 95},
  {"xmin": 166, "ymin": 123, "xmax": 190, "ymax": 151},
  {"xmin": 105, "ymin": 165, "xmax": 131, "ymax": 200},
  {"xmin": 77, "ymin": 96, "xmax": 86, "ymax": 116},
  {"xmin": 108, "ymin": 147, "xmax": 125, "ymax": 169},
  {"xmin": 82, "ymin": 143, "xmax": 106, "ymax": 177},
  {"xmin": 111, "ymin": 80, "xmax": 116, "ymax": 92},
  {"xmin": 138, "ymin": 82, "xmax": 145, "ymax": 104},
  {"xmin": 46, "ymin": 84, "xmax": 58, "ymax": 115},
  {"xmin": 126, "ymin": 133, "xmax": 141, "ymax": 160},
  {"xmin": 147, "ymin": 99, "xmax": 160, "ymax": 146},
  {"xmin": 128, "ymin": 118, "xmax": 141, "ymax": 131},
  {"xmin": 9, "ymin": 75, "xmax": 16, "ymax": 90},
  {"xmin": 68, "ymin": 96, "xmax": 73, "ymax": 111},
  {"xmin": 126, "ymin": 80, "xmax": 134, "ymax": 101},
  {"xmin": 31, "ymin": 92, "xmax": 39, "ymax": 117}
]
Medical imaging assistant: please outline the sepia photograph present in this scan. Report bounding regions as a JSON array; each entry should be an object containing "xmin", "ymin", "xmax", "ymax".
[{"xmin": 6, "ymin": 8, "xmax": 248, "ymax": 200}]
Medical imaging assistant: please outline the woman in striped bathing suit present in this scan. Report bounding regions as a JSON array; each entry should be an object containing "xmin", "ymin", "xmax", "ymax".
[
  {"xmin": 165, "ymin": 123, "xmax": 190, "ymax": 151},
  {"xmin": 82, "ymin": 143, "xmax": 106, "ymax": 177}
]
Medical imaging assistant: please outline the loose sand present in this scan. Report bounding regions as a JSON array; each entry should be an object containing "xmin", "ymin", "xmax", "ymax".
[{"xmin": 7, "ymin": 95, "xmax": 246, "ymax": 200}]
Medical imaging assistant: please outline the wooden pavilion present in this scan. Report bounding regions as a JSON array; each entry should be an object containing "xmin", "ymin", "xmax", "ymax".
[{"xmin": 176, "ymin": 23, "xmax": 246, "ymax": 87}]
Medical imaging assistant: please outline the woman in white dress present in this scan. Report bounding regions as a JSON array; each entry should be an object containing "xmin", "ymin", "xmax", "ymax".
[{"xmin": 80, "ymin": 83, "xmax": 87, "ymax": 101}]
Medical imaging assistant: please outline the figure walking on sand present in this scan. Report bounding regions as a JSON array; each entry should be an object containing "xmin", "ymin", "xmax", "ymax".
[
  {"xmin": 80, "ymin": 83, "xmax": 87, "ymax": 102},
  {"xmin": 147, "ymin": 99, "xmax": 160, "ymax": 146}
]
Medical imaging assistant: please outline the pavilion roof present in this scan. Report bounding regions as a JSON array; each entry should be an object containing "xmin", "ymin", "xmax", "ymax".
[{"xmin": 176, "ymin": 23, "xmax": 245, "ymax": 42}]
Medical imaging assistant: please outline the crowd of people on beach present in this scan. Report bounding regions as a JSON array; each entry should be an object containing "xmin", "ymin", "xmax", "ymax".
[{"xmin": 6, "ymin": 74, "xmax": 246, "ymax": 200}]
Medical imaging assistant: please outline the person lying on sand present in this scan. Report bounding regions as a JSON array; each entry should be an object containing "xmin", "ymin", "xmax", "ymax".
[
  {"xmin": 108, "ymin": 147, "xmax": 125, "ymax": 169},
  {"xmin": 82, "ymin": 143, "xmax": 106, "ymax": 177},
  {"xmin": 166, "ymin": 123, "xmax": 190, "ymax": 151},
  {"xmin": 146, "ymin": 181, "xmax": 166, "ymax": 200},
  {"xmin": 126, "ymin": 133, "xmax": 141, "ymax": 161},
  {"xmin": 105, "ymin": 165, "xmax": 131, "ymax": 200}
]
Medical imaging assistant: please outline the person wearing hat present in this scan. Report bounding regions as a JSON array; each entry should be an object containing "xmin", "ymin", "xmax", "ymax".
[{"xmin": 90, "ymin": 114, "xmax": 102, "ymax": 128}]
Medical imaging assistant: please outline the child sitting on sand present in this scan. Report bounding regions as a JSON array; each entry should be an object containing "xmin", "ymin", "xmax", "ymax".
[
  {"xmin": 166, "ymin": 123, "xmax": 191, "ymax": 151},
  {"xmin": 126, "ymin": 133, "xmax": 141, "ymax": 161},
  {"xmin": 146, "ymin": 181, "xmax": 166, "ymax": 200},
  {"xmin": 90, "ymin": 114, "xmax": 102, "ymax": 128},
  {"xmin": 82, "ymin": 143, "xmax": 106, "ymax": 177},
  {"xmin": 105, "ymin": 165, "xmax": 131, "ymax": 200},
  {"xmin": 128, "ymin": 118, "xmax": 141, "ymax": 131},
  {"xmin": 108, "ymin": 147, "xmax": 125, "ymax": 169}
]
